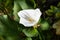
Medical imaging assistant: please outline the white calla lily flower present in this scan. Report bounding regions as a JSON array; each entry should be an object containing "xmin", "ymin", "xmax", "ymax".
[{"xmin": 18, "ymin": 8, "xmax": 42, "ymax": 27}]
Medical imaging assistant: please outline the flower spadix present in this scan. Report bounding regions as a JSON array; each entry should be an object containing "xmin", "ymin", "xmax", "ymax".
[{"xmin": 18, "ymin": 8, "xmax": 42, "ymax": 27}]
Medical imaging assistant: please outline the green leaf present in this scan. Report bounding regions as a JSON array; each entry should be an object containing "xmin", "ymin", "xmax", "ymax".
[
  {"xmin": 25, "ymin": 37, "xmax": 32, "ymax": 40},
  {"xmin": 40, "ymin": 21, "xmax": 49, "ymax": 30},
  {"xmin": 0, "ymin": 36, "xmax": 5, "ymax": 40},
  {"xmin": 6, "ymin": 36, "xmax": 19, "ymax": 40},
  {"xmin": 55, "ymin": 11, "xmax": 60, "ymax": 18},
  {"xmin": 50, "ymin": 6, "xmax": 58, "ymax": 10},
  {"xmin": 16, "ymin": 0, "xmax": 35, "ymax": 9},
  {"xmin": 57, "ymin": 2, "xmax": 60, "ymax": 8},
  {"xmin": 13, "ymin": 1, "xmax": 21, "ymax": 21},
  {"xmin": 22, "ymin": 28, "xmax": 39, "ymax": 37},
  {"xmin": 17, "ymin": 0, "xmax": 31, "ymax": 9},
  {"xmin": 0, "ymin": 15, "xmax": 19, "ymax": 36},
  {"xmin": 45, "ymin": 6, "xmax": 58, "ymax": 16},
  {"xmin": 0, "ymin": 21, "xmax": 5, "ymax": 36},
  {"xmin": 26, "ymin": 0, "xmax": 36, "ymax": 8},
  {"xmin": 41, "ymin": 0, "xmax": 46, "ymax": 3},
  {"xmin": 45, "ymin": 9, "xmax": 53, "ymax": 16},
  {"xmin": 14, "ymin": 1, "xmax": 22, "ymax": 13},
  {"xmin": 5, "ymin": 0, "xmax": 10, "ymax": 7},
  {"xmin": 0, "ymin": 0, "xmax": 2, "ymax": 3}
]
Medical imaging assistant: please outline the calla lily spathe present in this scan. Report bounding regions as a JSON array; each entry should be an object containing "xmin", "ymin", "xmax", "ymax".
[{"xmin": 18, "ymin": 8, "xmax": 42, "ymax": 27}]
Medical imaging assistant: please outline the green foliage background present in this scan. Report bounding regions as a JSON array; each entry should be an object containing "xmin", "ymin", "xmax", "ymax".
[{"xmin": 0, "ymin": 0, "xmax": 60, "ymax": 40}]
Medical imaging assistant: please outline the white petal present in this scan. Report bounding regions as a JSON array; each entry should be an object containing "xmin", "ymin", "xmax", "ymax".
[{"xmin": 18, "ymin": 8, "xmax": 42, "ymax": 27}]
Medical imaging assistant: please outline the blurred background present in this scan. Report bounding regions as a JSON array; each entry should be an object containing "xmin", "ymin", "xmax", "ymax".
[{"xmin": 0, "ymin": 0, "xmax": 60, "ymax": 40}]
